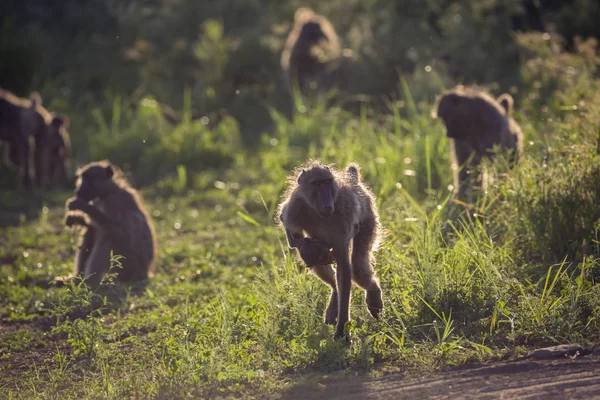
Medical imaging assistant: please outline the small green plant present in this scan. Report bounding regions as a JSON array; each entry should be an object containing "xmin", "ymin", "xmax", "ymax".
[{"xmin": 50, "ymin": 252, "xmax": 124, "ymax": 358}]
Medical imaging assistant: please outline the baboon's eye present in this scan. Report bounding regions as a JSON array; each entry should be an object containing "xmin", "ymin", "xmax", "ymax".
[{"xmin": 322, "ymin": 179, "xmax": 332, "ymax": 185}]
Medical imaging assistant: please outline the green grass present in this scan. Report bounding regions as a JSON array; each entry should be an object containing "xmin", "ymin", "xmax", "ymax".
[{"xmin": 2, "ymin": 41, "xmax": 600, "ymax": 399}]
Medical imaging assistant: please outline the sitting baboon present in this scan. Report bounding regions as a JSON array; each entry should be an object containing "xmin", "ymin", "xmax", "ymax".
[
  {"xmin": 0, "ymin": 89, "xmax": 47, "ymax": 188},
  {"xmin": 432, "ymin": 85, "xmax": 524, "ymax": 199},
  {"xmin": 278, "ymin": 160, "xmax": 383, "ymax": 340},
  {"xmin": 64, "ymin": 160, "xmax": 156, "ymax": 286},
  {"xmin": 280, "ymin": 8, "xmax": 341, "ymax": 96}
]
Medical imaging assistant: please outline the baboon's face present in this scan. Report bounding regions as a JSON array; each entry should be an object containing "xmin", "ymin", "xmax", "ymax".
[
  {"xmin": 436, "ymin": 93, "xmax": 471, "ymax": 140},
  {"xmin": 299, "ymin": 21, "xmax": 327, "ymax": 43},
  {"xmin": 299, "ymin": 167, "xmax": 337, "ymax": 219},
  {"xmin": 49, "ymin": 117, "xmax": 70, "ymax": 158},
  {"xmin": 75, "ymin": 164, "xmax": 114, "ymax": 202}
]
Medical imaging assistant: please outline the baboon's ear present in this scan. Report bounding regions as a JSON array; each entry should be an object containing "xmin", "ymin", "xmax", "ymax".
[
  {"xmin": 298, "ymin": 169, "xmax": 306, "ymax": 184},
  {"xmin": 497, "ymin": 94, "xmax": 514, "ymax": 115},
  {"xmin": 105, "ymin": 165, "xmax": 114, "ymax": 179},
  {"xmin": 325, "ymin": 166, "xmax": 330, "ymax": 171}
]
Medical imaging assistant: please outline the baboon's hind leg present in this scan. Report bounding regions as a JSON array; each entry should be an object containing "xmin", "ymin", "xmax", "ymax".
[
  {"xmin": 311, "ymin": 264, "xmax": 338, "ymax": 325},
  {"xmin": 351, "ymin": 219, "xmax": 383, "ymax": 319},
  {"xmin": 75, "ymin": 227, "xmax": 95, "ymax": 276},
  {"xmin": 83, "ymin": 238, "xmax": 112, "ymax": 287}
]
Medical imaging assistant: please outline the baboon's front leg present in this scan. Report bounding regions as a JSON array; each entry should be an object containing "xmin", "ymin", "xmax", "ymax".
[
  {"xmin": 67, "ymin": 199, "xmax": 113, "ymax": 228},
  {"xmin": 67, "ymin": 198, "xmax": 127, "ymax": 243},
  {"xmin": 284, "ymin": 228, "xmax": 304, "ymax": 249},
  {"xmin": 64, "ymin": 212, "xmax": 88, "ymax": 228},
  {"xmin": 311, "ymin": 264, "xmax": 338, "ymax": 325},
  {"xmin": 333, "ymin": 240, "xmax": 352, "ymax": 340},
  {"xmin": 17, "ymin": 139, "xmax": 31, "ymax": 189}
]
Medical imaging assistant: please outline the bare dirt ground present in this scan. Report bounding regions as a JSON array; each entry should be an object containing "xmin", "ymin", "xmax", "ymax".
[{"xmin": 285, "ymin": 353, "xmax": 600, "ymax": 399}]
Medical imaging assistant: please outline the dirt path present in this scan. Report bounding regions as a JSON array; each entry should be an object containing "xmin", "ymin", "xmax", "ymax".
[{"xmin": 284, "ymin": 354, "xmax": 600, "ymax": 399}]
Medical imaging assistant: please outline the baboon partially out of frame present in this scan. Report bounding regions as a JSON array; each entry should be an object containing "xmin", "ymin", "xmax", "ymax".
[
  {"xmin": 2, "ymin": 91, "xmax": 71, "ymax": 188},
  {"xmin": 64, "ymin": 160, "xmax": 156, "ymax": 286},
  {"xmin": 432, "ymin": 85, "xmax": 524, "ymax": 199},
  {"xmin": 278, "ymin": 160, "xmax": 383, "ymax": 340},
  {"xmin": 0, "ymin": 89, "xmax": 47, "ymax": 188},
  {"xmin": 280, "ymin": 8, "xmax": 341, "ymax": 95}
]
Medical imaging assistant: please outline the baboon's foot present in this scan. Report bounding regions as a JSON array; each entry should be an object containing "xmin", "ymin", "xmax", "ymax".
[
  {"xmin": 334, "ymin": 322, "xmax": 350, "ymax": 343},
  {"xmin": 324, "ymin": 292, "xmax": 338, "ymax": 325},
  {"xmin": 366, "ymin": 286, "xmax": 383, "ymax": 319}
]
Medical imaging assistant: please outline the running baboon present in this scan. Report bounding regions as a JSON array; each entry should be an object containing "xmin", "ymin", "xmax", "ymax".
[
  {"xmin": 0, "ymin": 90, "xmax": 46, "ymax": 188},
  {"xmin": 432, "ymin": 86, "xmax": 524, "ymax": 199},
  {"xmin": 64, "ymin": 160, "xmax": 156, "ymax": 286},
  {"xmin": 280, "ymin": 8, "xmax": 341, "ymax": 95},
  {"xmin": 278, "ymin": 160, "xmax": 383, "ymax": 340}
]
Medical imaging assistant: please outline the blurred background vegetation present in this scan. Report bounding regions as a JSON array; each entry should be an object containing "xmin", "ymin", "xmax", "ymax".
[{"xmin": 1, "ymin": 0, "xmax": 598, "ymax": 186}]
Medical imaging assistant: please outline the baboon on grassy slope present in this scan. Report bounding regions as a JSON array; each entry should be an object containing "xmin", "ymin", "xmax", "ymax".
[
  {"xmin": 278, "ymin": 160, "xmax": 383, "ymax": 340},
  {"xmin": 64, "ymin": 160, "xmax": 156, "ymax": 286},
  {"xmin": 280, "ymin": 8, "xmax": 341, "ymax": 96},
  {"xmin": 0, "ymin": 89, "xmax": 46, "ymax": 188},
  {"xmin": 432, "ymin": 85, "xmax": 524, "ymax": 199}
]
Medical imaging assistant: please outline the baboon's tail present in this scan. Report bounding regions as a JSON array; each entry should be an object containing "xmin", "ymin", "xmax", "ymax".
[{"xmin": 346, "ymin": 163, "xmax": 360, "ymax": 185}]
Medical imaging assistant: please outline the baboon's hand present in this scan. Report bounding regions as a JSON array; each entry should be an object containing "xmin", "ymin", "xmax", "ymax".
[
  {"xmin": 299, "ymin": 238, "xmax": 334, "ymax": 267},
  {"xmin": 65, "ymin": 214, "xmax": 86, "ymax": 227},
  {"xmin": 67, "ymin": 197, "xmax": 87, "ymax": 211}
]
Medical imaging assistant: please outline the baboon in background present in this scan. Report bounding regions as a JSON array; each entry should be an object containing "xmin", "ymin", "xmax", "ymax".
[
  {"xmin": 278, "ymin": 160, "xmax": 383, "ymax": 340},
  {"xmin": 34, "ymin": 114, "xmax": 71, "ymax": 188},
  {"xmin": 0, "ymin": 89, "xmax": 46, "ymax": 188},
  {"xmin": 1, "ymin": 90, "xmax": 71, "ymax": 188},
  {"xmin": 432, "ymin": 85, "xmax": 524, "ymax": 200},
  {"xmin": 280, "ymin": 8, "xmax": 341, "ymax": 96},
  {"xmin": 64, "ymin": 160, "xmax": 156, "ymax": 286}
]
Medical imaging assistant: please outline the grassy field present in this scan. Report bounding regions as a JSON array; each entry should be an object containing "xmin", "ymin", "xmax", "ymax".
[{"xmin": 2, "ymin": 25, "xmax": 600, "ymax": 400}]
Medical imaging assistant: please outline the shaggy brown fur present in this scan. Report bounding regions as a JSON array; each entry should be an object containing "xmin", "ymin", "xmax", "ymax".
[
  {"xmin": 432, "ymin": 85, "xmax": 524, "ymax": 199},
  {"xmin": 64, "ymin": 161, "xmax": 156, "ymax": 286},
  {"xmin": 278, "ymin": 160, "xmax": 383, "ymax": 340}
]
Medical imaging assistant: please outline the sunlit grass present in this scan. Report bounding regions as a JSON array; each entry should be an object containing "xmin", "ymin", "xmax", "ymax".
[{"xmin": 2, "ymin": 73, "xmax": 600, "ymax": 399}]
